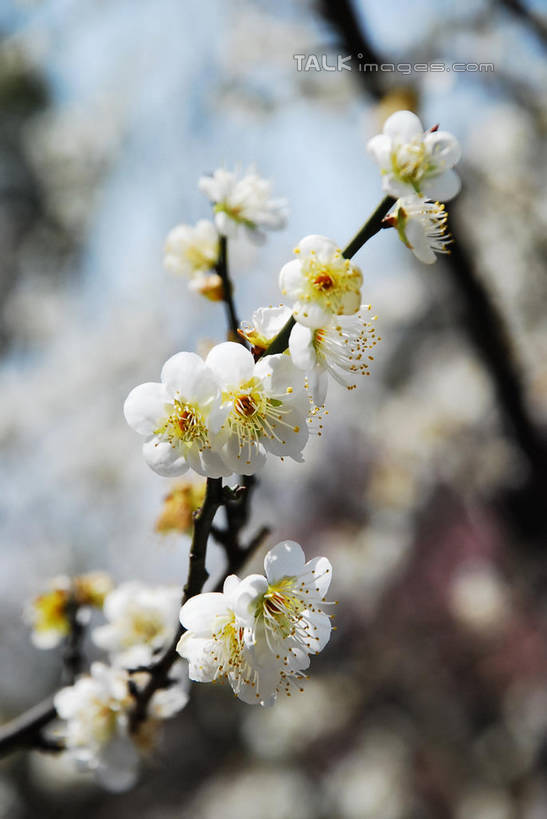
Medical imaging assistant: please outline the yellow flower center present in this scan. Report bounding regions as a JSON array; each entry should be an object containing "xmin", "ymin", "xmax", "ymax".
[{"xmin": 155, "ymin": 399, "xmax": 208, "ymax": 449}]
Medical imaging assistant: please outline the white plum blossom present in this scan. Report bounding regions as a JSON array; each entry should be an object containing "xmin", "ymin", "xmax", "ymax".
[
  {"xmin": 54, "ymin": 662, "xmax": 139, "ymax": 791},
  {"xmin": 205, "ymin": 341, "xmax": 310, "ymax": 475},
  {"xmin": 177, "ymin": 575, "xmax": 286, "ymax": 706},
  {"xmin": 235, "ymin": 541, "xmax": 333, "ymax": 672},
  {"xmin": 178, "ymin": 542, "xmax": 334, "ymax": 707},
  {"xmin": 164, "ymin": 219, "xmax": 219, "ymax": 278},
  {"xmin": 238, "ymin": 305, "xmax": 292, "ymax": 354},
  {"xmin": 198, "ymin": 167, "xmax": 287, "ymax": 241},
  {"xmin": 124, "ymin": 351, "xmax": 230, "ymax": 478},
  {"xmin": 92, "ymin": 581, "xmax": 181, "ymax": 668},
  {"xmin": 367, "ymin": 110, "xmax": 461, "ymax": 201},
  {"xmin": 279, "ymin": 235, "xmax": 363, "ymax": 328},
  {"xmin": 289, "ymin": 305, "xmax": 379, "ymax": 405},
  {"xmin": 385, "ymin": 196, "xmax": 451, "ymax": 264}
]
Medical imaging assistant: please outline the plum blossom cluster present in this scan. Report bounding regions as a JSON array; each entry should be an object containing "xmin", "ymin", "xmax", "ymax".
[
  {"xmin": 164, "ymin": 166, "xmax": 287, "ymax": 299},
  {"xmin": 13, "ymin": 112, "xmax": 463, "ymax": 794},
  {"xmin": 124, "ymin": 343, "xmax": 310, "ymax": 477},
  {"xmin": 367, "ymin": 110, "xmax": 461, "ymax": 263},
  {"xmin": 27, "ymin": 571, "xmax": 113, "ymax": 649},
  {"xmin": 28, "ymin": 578, "xmax": 189, "ymax": 789},
  {"xmin": 54, "ymin": 661, "xmax": 188, "ymax": 791},
  {"xmin": 177, "ymin": 541, "xmax": 333, "ymax": 705}
]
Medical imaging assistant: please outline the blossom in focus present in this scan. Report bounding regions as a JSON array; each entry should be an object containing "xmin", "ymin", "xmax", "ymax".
[
  {"xmin": 367, "ymin": 110, "xmax": 461, "ymax": 200},
  {"xmin": 177, "ymin": 541, "xmax": 334, "ymax": 706},
  {"xmin": 205, "ymin": 341, "xmax": 310, "ymax": 475},
  {"xmin": 385, "ymin": 196, "xmax": 451, "ymax": 264},
  {"xmin": 235, "ymin": 541, "xmax": 333, "ymax": 669},
  {"xmin": 155, "ymin": 478, "xmax": 207, "ymax": 535},
  {"xmin": 177, "ymin": 575, "xmax": 293, "ymax": 707},
  {"xmin": 27, "ymin": 572, "xmax": 113, "ymax": 649},
  {"xmin": 123, "ymin": 351, "xmax": 231, "ymax": 478},
  {"xmin": 92, "ymin": 581, "xmax": 181, "ymax": 668},
  {"xmin": 53, "ymin": 662, "xmax": 139, "ymax": 792},
  {"xmin": 279, "ymin": 235, "xmax": 363, "ymax": 328},
  {"xmin": 198, "ymin": 167, "xmax": 287, "ymax": 241},
  {"xmin": 289, "ymin": 305, "xmax": 378, "ymax": 405},
  {"xmin": 238, "ymin": 305, "xmax": 292, "ymax": 355},
  {"xmin": 164, "ymin": 219, "xmax": 219, "ymax": 278}
]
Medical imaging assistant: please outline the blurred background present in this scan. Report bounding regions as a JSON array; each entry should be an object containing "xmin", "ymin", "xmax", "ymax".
[{"xmin": 1, "ymin": 0, "xmax": 547, "ymax": 816}]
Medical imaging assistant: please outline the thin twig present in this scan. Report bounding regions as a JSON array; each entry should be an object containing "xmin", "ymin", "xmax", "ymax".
[
  {"xmin": 216, "ymin": 235, "xmax": 243, "ymax": 342},
  {"xmin": 0, "ymin": 697, "xmax": 57, "ymax": 757},
  {"xmin": 129, "ymin": 477, "xmax": 223, "ymax": 730}
]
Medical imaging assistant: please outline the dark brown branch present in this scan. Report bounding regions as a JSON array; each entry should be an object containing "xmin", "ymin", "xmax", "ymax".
[
  {"xmin": 61, "ymin": 597, "xmax": 86, "ymax": 685},
  {"xmin": 0, "ymin": 696, "xmax": 57, "ymax": 757},
  {"xmin": 129, "ymin": 476, "xmax": 223, "ymax": 730},
  {"xmin": 317, "ymin": 0, "xmax": 547, "ymax": 536},
  {"xmin": 316, "ymin": 0, "xmax": 386, "ymax": 99},
  {"xmin": 497, "ymin": 0, "xmax": 547, "ymax": 49},
  {"xmin": 216, "ymin": 235, "xmax": 244, "ymax": 342}
]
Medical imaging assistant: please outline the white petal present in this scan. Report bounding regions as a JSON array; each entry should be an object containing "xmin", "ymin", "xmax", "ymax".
[
  {"xmin": 264, "ymin": 541, "xmax": 306, "ymax": 583},
  {"xmin": 424, "ymin": 130, "xmax": 461, "ymax": 169},
  {"xmin": 161, "ymin": 352, "xmax": 217, "ymax": 403},
  {"xmin": 255, "ymin": 353, "xmax": 305, "ymax": 397},
  {"xmin": 421, "ymin": 169, "xmax": 461, "ymax": 202},
  {"xmin": 206, "ymin": 342, "xmax": 255, "ymax": 388},
  {"xmin": 179, "ymin": 592, "xmax": 229, "ymax": 633},
  {"xmin": 366, "ymin": 133, "xmax": 392, "ymax": 169},
  {"xmin": 95, "ymin": 734, "xmax": 140, "ymax": 793},
  {"xmin": 223, "ymin": 437, "xmax": 267, "ymax": 476},
  {"xmin": 222, "ymin": 574, "xmax": 241, "ymax": 602},
  {"xmin": 278, "ymin": 259, "xmax": 303, "ymax": 299},
  {"xmin": 262, "ymin": 407, "xmax": 308, "ymax": 460},
  {"xmin": 293, "ymin": 300, "xmax": 331, "ymax": 329},
  {"xmin": 304, "ymin": 556, "xmax": 333, "ymax": 597},
  {"xmin": 289, "ymin": 323, "xmax": 316, "ymax": 371},
  {"xmin": 308, "ymin": 365, "xmax": 328, "ymax": 406},
  {"xmin": 405, "ymin": 218, "xmax": 436, "ymax": 264},
  {"xmin": 297, "ymin": 235, "xmax": 338, "ymax": 260},
  {"xmin": 338, "ymin": 288, "xmax": 361, "ymax": 316},
  {"xmin": 123, "ymin": 382, "xmax": 168, "ymax": 436},
  {"xmin": 383, "ymin": 110, "xmax": 423, "ymax": 142},
  {"xmin": 176, "ymin": 634, "xmax": 217, "ymax": 682},
  {"xmin": 214, "ymin": 211, "xmax": 238, "ymax": 238},
  {"xmin": 233, "ymin": 574, "xmax": 268, "ymax": 626},
  {"xmin": 142, "ymin": 438, "xmax": 189, "ymax": 477},
  {"xmin": 252, "ymin": 305, "xmax": 292, "ymax": 338},
  {"xmin": 200, "ymin": 447, "xmax": 232, "ymax": 478},
  {"xmin": 305, "ymin": 610, "xmax": 332, "ymax": 653},
  {"xmin": 382, "ymin": 174, "xmax": 417, "ymax": 199}
]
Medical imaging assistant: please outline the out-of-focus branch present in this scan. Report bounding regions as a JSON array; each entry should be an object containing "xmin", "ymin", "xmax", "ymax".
[
  {"xmin": 61, "ymin": 597, "xmax": 86, "ymax": 685},
  {"xmin": 0, "ymin": 697, "xmax": 58, "ymax": 757},
  {"xmin": 317, "ymin": 0, "xmax": 547, "ymax": 535},
  {"xmin": 316, "ymin": 0, "xmax": 385, "ymax": 99},
  {"xmin": 497, "ymin": 0, "xmax": 547, "ymax": 49}
]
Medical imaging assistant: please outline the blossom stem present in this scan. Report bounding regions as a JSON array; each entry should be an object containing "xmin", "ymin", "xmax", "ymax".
[
  {"xmin": 216, "ymin": 236, "xmax": 243, "ymax": 342},
  {"xmin": 342, "ymin": 195, "xmax": 396, "ymax": 259},
  {"xmin": 61, "ymin": 596, "xmax": 85, "ymax": 685},
  {"xmin": 260, "ymin": 194, "xmax": 395, "ymax": 359},
  {"xmin": 129, "ymin": 476, "xmax": 223, "ymax": 729}
]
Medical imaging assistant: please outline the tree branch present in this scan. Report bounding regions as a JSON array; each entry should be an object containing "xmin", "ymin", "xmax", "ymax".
[{"xmin": 216, "ymin": 235, "xmax": 243, "ymax": 342}]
